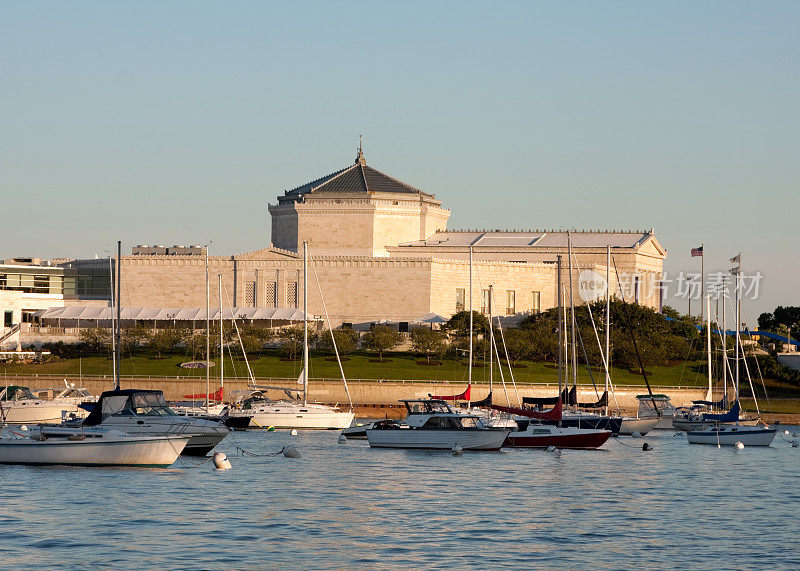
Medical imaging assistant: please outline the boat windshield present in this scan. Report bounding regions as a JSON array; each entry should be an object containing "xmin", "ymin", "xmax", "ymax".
[
  {"xmin": 1, "ymin": 386, "xmax": 36, "ymax": 401},
  {"xmin": 132, "ymin": 392, "xmax": 176, "ymax": 416}
]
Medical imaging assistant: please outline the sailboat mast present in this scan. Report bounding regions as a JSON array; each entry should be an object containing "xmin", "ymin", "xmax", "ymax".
[
  {"xmin": 468, "ymin": 244, "xmax": 473, "ymax": 386},
  {"xmin": 219, "ymin": 274, "xmax": 224, "ymax": 401},
  {"xmin": 205, "ymin": 246, "xmax": 210, "ymax": 411},
  {"xmin": 567, "ymin": 232, "xmax": 577, "ymax": 411},
  {"xmin": 488, "ymin": 284, "xmax": 493, "ymax": 393},
  {"xmin": 556, "ymin": 255, "xmax": 563, "ymax": 427},
  {"xmin": 605, "ymin": 245, "xmax": 610, "ymax": 416},
  {"xmin": 722, "ymin": 284, "xmax": 728, "ymax": 403},
  {"xmin": 735, "ymin": 252, "xmax": 741, "ymax": 402},
  {"xmin": 303, "ymin": 241, "xmax": 309, "ymax": 407},
  {"xmin": 114, "ymin": 241, "xmax": 122, "ymax": 390},
  {"xmin": 706, "ymin": 293, "xmax": 712, "ymax": 401},
  {"xmin": 108, "ymin": 255, "xmax": 116, "ymax": 390}
]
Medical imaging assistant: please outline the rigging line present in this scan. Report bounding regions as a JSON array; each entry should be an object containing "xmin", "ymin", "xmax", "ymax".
[
  {"xmin": 610, "ymin": 257, "xmax": 658, "ymax": 414},
  {"xmin": 574, "ymin": 323, "xmax": 600, "ymax": 400},
  {"xmin": 724, "ymin": 293, "xmax": 759, "ymax": 412},
  {"xmin": 489, "ymin": 328, "xmax": 511, "ymax": 407},
  {"xmin": 309, "ymin": 250, "xmax": 353, "ymax": 410},
  {"xmin": 747, "ymin": 333, "xmax": 772, "ymax": 412},
  {"xmin": 489, "ymin": 287, "xmax": 520, "ymax": 406},
  {"xmin": 221, "ymin": 280, "xmax": 256, "ymax": 386}
]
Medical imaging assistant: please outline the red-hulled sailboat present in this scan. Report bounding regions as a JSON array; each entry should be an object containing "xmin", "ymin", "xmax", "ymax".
[{"xmin": 494, "ymin": 398, "xmax": 611, "ymax": 449}]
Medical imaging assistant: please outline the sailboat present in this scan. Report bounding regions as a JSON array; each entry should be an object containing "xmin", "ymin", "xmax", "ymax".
[
  {"xmin": 686, "ymin": 254, "xmax": 775, "ymax": 446},
  {"xmin": 228, "ymin": 242, "xmax": 354, "ymax": 429},
  {"xmin": 0, "ymin": 242, "xmax": 191, "ymax": 467}
]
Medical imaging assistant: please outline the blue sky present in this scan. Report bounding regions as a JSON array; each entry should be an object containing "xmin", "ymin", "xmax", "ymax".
[{"xmin": 2, "ymin": 1, "xmax": 797, "ymax": 323}]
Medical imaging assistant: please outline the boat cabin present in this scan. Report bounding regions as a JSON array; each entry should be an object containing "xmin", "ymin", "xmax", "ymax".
[
  {"xmin": 0, "ymin": 386, "xmax": 37, "ymax": 402},
  {"xmin": 83, "ymin": 389, "xmax": 177, "ymax": 425}
]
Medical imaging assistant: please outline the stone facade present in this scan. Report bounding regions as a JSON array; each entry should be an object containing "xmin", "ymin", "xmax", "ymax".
[{"xmin": 61, "ymin": 148, "xmax": 666, "ymax": 327}]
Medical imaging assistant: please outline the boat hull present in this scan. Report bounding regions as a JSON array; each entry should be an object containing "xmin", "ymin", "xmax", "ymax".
[
  {"xmin": 232, "ymin": 408, "xmax": 355, "ymax": 430},
  {"xmin": 506, "ymin": 426, "xmax": 611, "ymax": 449},
  {"xmin": 97, "ymin": 418, "xmax": 229, "ymax": 456},
  {"xmin": 366, "ymin": 428, "xmax": 510, "ymax": 451},
  {"xmin": 673, "ymin": 418, "xmax": 760, "ymax": 432},
  {"xmin": 0, "ymin": 403, "xmax": 80, "ymax": 424},
  {"xmin": 686, "ymin": 427, "xmax": 776, "ymax": 446},
  {"xmin": 618, "ymin": 417, "xmax": 660, "ymax": 435},
  {"xmin": 0, "ymin": 435, "xmax": 188, "ymax": 466}
]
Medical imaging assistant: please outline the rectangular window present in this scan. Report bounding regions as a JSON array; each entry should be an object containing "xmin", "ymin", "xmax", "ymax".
[
  {"xmin": 634, "ymin": 276, "xmax": 640, "ymax": 304},
  {"xmin": 265, "ymin": 282, "xmax": 277, "ymax": 308},
  {"xmin": 4, "ymin": 311, "xmax": 12, "ymax": 328},
  {"xmin": 481, "ymin": 289, "xmax": 490, "ymax": 314},
  {"xmin": 33, "ymin": 275, "xmax": 50, "ymax": 294},
  {"xmin": 245, "ymin": 281, "xmax": 256, "ymax": 306},
  {"xmin": 506, "ymin": 290, "xmax": 515, "ymax": 316},
  {"xmin": 0, "ymin": 274, "xmax": 6, "ymax": 289},
  {"xmin": 455, "ymin": 288, "xmax": 465, "ymax": 313},
  {"xmin": 531, "ymin": 291, "xmax": 541, "ymax": 314},
  {"xmin": 287, "ymin": 282, "xmax": 298, "ymax": 308}
]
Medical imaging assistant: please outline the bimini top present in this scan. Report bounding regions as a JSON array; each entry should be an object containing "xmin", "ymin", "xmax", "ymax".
[{"xmin": 83, "ymin": 389, "xmax": 174, "ymax": 426}]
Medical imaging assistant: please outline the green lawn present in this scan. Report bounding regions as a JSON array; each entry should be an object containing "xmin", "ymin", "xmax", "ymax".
[{"xmin": 0, "ymin": 349, "xmax": 754, "ymax": 390}]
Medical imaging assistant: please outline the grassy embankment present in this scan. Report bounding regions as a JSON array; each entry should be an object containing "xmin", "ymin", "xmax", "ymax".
[{"xmin": 2, "ymin": 349, "xmax": 789, "ymax": 392}]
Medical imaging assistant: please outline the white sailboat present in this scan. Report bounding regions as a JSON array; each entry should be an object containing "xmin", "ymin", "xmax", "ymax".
[
  {"xmin": 686, "ymin": 254, "xmax": 775, "ymax": 447},
  {"xmin": 229, "ymin": 242, "xmax": 354, "ymax": 430}
]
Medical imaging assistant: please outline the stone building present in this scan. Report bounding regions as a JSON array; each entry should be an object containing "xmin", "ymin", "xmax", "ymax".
[{"xmin": 58, "ymin": 146, "xmax": 667, "ymax": 329}]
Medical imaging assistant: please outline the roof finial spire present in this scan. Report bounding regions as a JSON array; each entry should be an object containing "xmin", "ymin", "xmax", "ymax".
[{"xmin": 355, "ymin": 134, "xmax": 366, "ymax": 165}]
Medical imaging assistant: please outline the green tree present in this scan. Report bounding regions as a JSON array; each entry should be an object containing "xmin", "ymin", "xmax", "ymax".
[
  {"xmin": 410, "ymin": 326, "xmax": 446, "ymax": 363},
  {"xmin": 362, "ymin": 325, "xmax": 403, "ymax": 362},
  {"xmin": 277, "ymin": 326, "xmax": 315, "ymax": 360},
  {"xmin": 120, "ymin": 323, "xmax": 151, "ymax": 355},
  {"xmin": 444, "ymin": 310, "xmax": 490, "ymax": 336},
  {"xmin": 149, "ymin": 327, "xmax": 184, "ymax": 358},
  {"xmin": 78, "ymin": 328, "xmax": 111, "ymax": 353},
  {"xmin": 317, "ymin": 328, "xmax": 359, "ymax": 356}
]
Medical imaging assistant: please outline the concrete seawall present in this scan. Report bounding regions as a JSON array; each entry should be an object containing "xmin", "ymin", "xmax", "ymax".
[{"xmin": 8, "ymin": 375, "xmax": 708, "ymax": 412}]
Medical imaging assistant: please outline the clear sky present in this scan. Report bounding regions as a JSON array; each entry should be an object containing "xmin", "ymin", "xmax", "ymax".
[{"xmin": 2, "ymin": 1, "xmax": 797, "ymax": 324}]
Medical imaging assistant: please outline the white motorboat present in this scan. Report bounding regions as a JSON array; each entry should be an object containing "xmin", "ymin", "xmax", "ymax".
[
  {"xmin": 366, "ymin": 400, "xmax": 510, "ymax": 451},
  {"xmin": 686, "ymin": 424, "xmax": 776, "ymax": 446},
  {"xmin": 230, "ymin": 395, "xmax": 354, "ymax": 430},
  {"xmin": 636, "ymin": 394, "xmax": 678, "ymax": 429},
  {"xmin": 0, "ymin": 425, "xmax": 189, "ymax": 467},
  {"xmin": 618, "ymin": 417, "xmax": 660, "ymax": 435},
  {"xmin": 0, "ymin": 385, "xmax": 82, "ymax": 424},
  {"xmin": 81, "ymin": 389, "xmax": 229, "ymax": 456}
]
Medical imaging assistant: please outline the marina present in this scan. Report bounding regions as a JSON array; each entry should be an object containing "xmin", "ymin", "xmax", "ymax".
[{"xmin": 1, "ymin": 427, "xmax": 798, "ymax": 568}]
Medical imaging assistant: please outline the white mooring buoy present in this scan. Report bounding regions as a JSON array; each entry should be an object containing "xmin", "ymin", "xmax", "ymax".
[
  {"xmin": 735, "ymin": 441, "xmax": 745, "ymax": 450},
  {"xmin": 20, "ymin": 425, "xmax": 28, "ymax": 431},
  {"xmin": 546, "ymin": 445, "xmax": 556, "ymax": 452},
  {"xmin": 784, "ymin": 430, "xmax": 790, "ymax": 435},
  {"xmin": 283, "ymin": 447, "xmax": 301, "ymax": 458},
  {"xmin": 290, "ymin": 429, "xmax": 298, "ymax": 436},
  {"xmin": 631, "ymin": 431, "xmax": 642, "ymax": 438},
  {"xmin": 452, "ymin": 443, "xmax": 463, "ymax": 456},
  {"xmin": 338, "ymin": 434, "xmax": 347, "ymax": 444},
  {"xmin": 213, "ymin": 452, "xmax": 232, "ymax": 470}
]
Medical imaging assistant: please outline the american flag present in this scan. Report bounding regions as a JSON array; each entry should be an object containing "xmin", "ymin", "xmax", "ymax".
[{"xmin": 691, "ymin": 245, "xmax": 703, "ymax": 257}]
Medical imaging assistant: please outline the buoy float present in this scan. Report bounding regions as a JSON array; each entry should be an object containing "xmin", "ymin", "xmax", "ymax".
[
  {"xmin": 735, "ymin": 441, "xmax": 745, "ymax": 449},
  {"xmin": 631, "ymin": 431, "xmax": 642, "ymax": 438},
  {"xmin": 784, "ymin": 430, "xmax": 790, "ymax": 435},
  {"xmin": 546, "ymin": 445, "xmax": 556, "ymax": 452},
  {"xmin": 20, "ymin": 425, "xmax": 28, "ymax": 431},
  {"xmin": 283, "ymin": 447, "xmax": 301, "ymax": 458},
  {"xmin": 452, "ymin": 443, "xmax": 463, "ymax": 456},
  {"xmin": 212, "ymin": 452, "xmax": 232, "ymax": 470},
  {"xmin": 266, "ymin": 426, "xmax": 275, "ymax": 432},
  {"xmin": 792, "ymin": 440, "xmax": 799, "ymax": 448},
  {"xmin": 290, "ymin": 429, "xmax": 298, "ymax": 436},
  {"xmin": 338, "ymin": 434, "xmax": 347, "ymax": 444},
  {"xmin": 642, "ymin": 443, "xmax": 653, "ymax": 451}
]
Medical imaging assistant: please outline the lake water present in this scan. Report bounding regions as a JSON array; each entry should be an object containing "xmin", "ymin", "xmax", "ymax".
[{"xmin": 2, "ymin": 426, "xmax": 799, "ymax": 569}]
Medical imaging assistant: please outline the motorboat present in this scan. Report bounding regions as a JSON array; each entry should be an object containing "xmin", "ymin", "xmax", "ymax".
[
  {"xmin": 636, "ymin": 394, "xmax": 678, "ymax": 429},
  {"xmin": 365, "ymin": 399, "xmax": 510, "ymax": 451},
  {"xmin": 229, "ymin": 394, "xmax": 354, "ymax": 430},
  {"xmin": 0, "ymin": 385, "xmax": 83, "ymax": 424},
  {"xmin": 618, "ymin": 417, "xmax": 660, "ymax": 435},
  {"xmin": 80, "ymin": 389, "xmax": 229, "ymax": 456},
  {"xmin": 686, "ymin": 424, "xmax": 776, "ymax": 446},
  {"xmin": 0, "ymin": 425, "xmax": 189, "ymax": 467}
]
